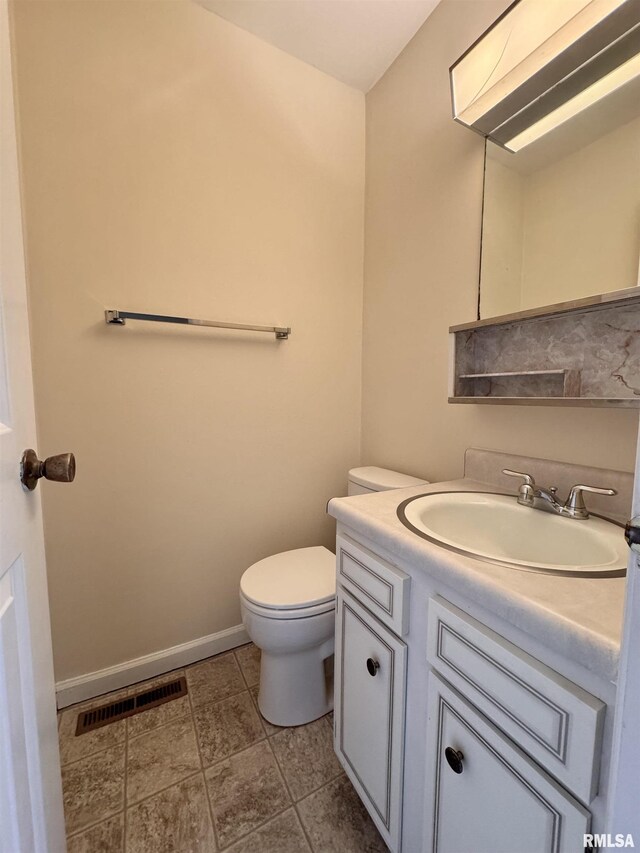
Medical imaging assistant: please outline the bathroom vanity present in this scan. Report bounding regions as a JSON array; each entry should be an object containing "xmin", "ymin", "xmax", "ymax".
[{"xmin": 328, "ymin": 449, "xmax": 631, "ymax": 853}]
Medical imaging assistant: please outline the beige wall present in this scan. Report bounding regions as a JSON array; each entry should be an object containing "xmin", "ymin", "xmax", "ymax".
[
  {"xmin": 362, "ymin": 0, "xmax": 639, "ymax": 484},
  {"xmin": 12, "ymin": 0, "xmax": 364, "ymax": 681}
]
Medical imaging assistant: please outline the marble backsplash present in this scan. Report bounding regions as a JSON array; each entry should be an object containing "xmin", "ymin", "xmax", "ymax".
[{"xmin": 453, "ymin": 300, "xmax": 640, "ymax": 402}]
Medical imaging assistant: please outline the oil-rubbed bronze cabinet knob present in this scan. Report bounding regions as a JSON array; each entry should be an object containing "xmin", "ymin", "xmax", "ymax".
[
  {"xmin": 20, "ymin": 449, "xmax": 76, "ymax": 491},
  {"xmin": 445, "ymin": 747, "xmax": 464, "ymax": 774},
  {"xmin": 366, "ymin": 658, "xmax": 380, "ymax": 677}
]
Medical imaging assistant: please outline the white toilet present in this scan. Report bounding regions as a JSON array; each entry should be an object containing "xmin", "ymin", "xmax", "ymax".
[{"xmin": 239, "ymin": 466, "xmax": 429, "ymax": 727}]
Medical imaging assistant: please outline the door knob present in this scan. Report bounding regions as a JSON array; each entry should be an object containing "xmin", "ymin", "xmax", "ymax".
[
  {"xmin": 625, "ymin": 516, "xmax": 640, "ymax": 554},
  {"xmin": 20, "ymin": 449, "xmax": 76, "ymax": 491}
]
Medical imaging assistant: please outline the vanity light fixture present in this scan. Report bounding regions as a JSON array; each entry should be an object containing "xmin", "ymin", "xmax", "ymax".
[
  {"xmin": 505, "ymin": 50, "xmax": 640, "ymax": 150},
  {"xmin": 450, "ymin": 0, "xmax": 640, "ymax": 151}
]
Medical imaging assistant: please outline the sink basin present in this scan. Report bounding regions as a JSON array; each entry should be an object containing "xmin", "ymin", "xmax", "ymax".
[{"xmin": 397, "ymin": 491, "xmax": 627, "ymax": 576}]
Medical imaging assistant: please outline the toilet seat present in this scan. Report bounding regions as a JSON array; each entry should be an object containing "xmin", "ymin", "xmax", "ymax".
[
  {"xmin": 240, "ymin": 546, "xmax": 335, "ymax": 613},
  {"xmin": 240, "ymin": 592, "xmax": 335, "ymax": 620}
]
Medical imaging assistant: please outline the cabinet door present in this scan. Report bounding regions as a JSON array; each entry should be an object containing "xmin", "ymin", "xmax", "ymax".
[
  {"xmin": 427, "ymin": 597, "xmax": 603, "ymax": 803},
  {"xmin": 334, "ymin": 589, "xmax": 407, "ymax": 852},
  {"xmin": 425, "ymin": 673, "xmax": 590, "ymax": 853}
]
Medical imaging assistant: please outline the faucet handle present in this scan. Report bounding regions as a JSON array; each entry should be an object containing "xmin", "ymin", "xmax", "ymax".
[
  {"xmin": 502, "ymin": 469, "xmax": 536, "ymax": 506},
  {"xmin": 564, "ymin": 484, "xmax": 617, "ymax": 519},
  {"xmin": 502, "ymin": 469, "xmax": 536, "ymax": 487}
]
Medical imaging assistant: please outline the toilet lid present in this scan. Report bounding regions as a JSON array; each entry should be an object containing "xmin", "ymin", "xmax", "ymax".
[{"xmin": 240, "ymin": 546, "xmax": 336, "ymax": 610}]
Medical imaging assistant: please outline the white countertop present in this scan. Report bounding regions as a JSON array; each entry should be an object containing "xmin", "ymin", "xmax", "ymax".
[{"xmin": 328, "ymin": 478, "xmax": 626, "ymax": 683}]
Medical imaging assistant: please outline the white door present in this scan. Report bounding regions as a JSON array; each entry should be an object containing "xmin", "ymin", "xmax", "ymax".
[
  {"xmin": 0, "ymin": 2, "xmax": 66, "ymax": 850},
  {"xmin": 607, "ymin": 425, "xmax": 640, "ymax": 838}
]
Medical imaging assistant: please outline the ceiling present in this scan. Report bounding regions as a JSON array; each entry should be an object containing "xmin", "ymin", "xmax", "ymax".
[{"xmin": 195, "ymin": 0, "xmax": 441, "ymax": 92}]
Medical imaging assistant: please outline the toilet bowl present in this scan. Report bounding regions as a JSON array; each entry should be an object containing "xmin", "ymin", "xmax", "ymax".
[
  {"xmin": 240, "ymin": 546, "xmax": 336, "ymax": 727},
  {"xmin": 239, "ymin": 467, "xmax": 429, "ymax": 727}
]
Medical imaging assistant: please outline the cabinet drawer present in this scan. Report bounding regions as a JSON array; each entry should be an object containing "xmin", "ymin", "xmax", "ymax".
[
  {"xmin": 334, "ymin": 589, "xmax": 407, "ymax": 853},
  {"xmin": 426, "ymin": 597, "xmax": 604, "ymax": 804},
  {"xmin": 424, "ymin": 672, "xmax": 590, "ymax": 853},
  {"xmin": 337, "ymin": 534, "xmax": 410, "ymax": 635}
]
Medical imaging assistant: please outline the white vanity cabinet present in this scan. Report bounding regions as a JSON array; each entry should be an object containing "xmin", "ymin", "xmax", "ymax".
[
  {"xmin": 331, "ymin": 522, "xmax": 613, "ymax": 853},
  {"xmin": 334, "ymin": 535, "xmax": 410, "ymax": 853}
]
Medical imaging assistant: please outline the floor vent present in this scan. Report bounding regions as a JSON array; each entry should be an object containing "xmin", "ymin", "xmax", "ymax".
[{"xmin": 75, "ymin": 676, "xmax": 188, "ymax": 735}]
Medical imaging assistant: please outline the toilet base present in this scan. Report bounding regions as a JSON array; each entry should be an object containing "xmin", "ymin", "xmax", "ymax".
[{"xmin": 257, "ymin": 640, "xmax": 334, "ymax": 727}]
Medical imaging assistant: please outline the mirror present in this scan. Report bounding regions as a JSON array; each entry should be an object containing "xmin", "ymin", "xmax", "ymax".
[{"xmin": 479, "ymin": 74, "xmax": 640, "ymax": 319}]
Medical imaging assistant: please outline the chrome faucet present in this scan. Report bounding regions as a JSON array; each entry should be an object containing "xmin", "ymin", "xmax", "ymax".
[{"xmin": 502, "ymin": 469, "xmax": 617, "ymax": 520}]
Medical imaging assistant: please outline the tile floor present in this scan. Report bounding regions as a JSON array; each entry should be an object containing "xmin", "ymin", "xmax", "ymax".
[{"xmin": 58, "ymin": 643, "xmax": 387, "ymax": 852}]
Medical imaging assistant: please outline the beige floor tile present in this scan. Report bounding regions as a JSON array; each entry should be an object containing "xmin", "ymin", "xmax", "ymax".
[
  {"xmin": 269, "ymin": 718, "xmax": 341, "ymax": 801},
  {"xmin": 62, "ymin": 744, "xmax": 125, "ymax": 836},
  {"xmin": 125, "ymin": 773, "xmax": 216, "ymax": 852},
  {"xmin": 58, "ymin": 689, "xmax": 128, "ymax": 766},
  {"xmin": 296, "ymin": 774, "xmax": 387, "ymax": 853},
  {"xmin": 127, "ymin": 717, "xmax": 201, "ymax": 805},
  {"xmin": 248, "ymin": 686, "xmax": 284, "ymax": 737},
  {"xmin": 204, "ymin": 741, "xmax": 290, "ymax": 848},
  {"xmin": 67, "ymin": 813, "xmax": 124, "ymax": 853},
  {"xmin": 225, "ymin": 808, "xmax": 311, "ymax": 853},
  {"xmin": 127, "ymin": 671, "xmax": 190, "ymax": 738},
  {"xmin": 186, "ymin": 653, "xmax": 245, "ymax": 708},
  {"xmin": 234, "ymin": 644, "xmax": 261, "ymax": 688},
  {"xmin": 194, "ymin": 692, "xmax": 265, "ymax": 767}
]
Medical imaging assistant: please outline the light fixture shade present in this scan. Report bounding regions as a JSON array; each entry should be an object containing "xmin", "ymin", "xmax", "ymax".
[{"xmin": 450, "ymin": 0, "xmax": 640, "ymax": 150}]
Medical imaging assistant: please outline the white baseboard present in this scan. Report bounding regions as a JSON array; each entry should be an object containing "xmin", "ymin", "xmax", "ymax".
[{"xmin": 55, "ymin": 624, "xmax": 250, "ymax": 709}]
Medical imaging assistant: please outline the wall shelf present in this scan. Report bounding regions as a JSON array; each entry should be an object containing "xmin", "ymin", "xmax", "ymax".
[
  {"xmin": 449, "ymin": 397, "xmax": 640, "ymax": 408},
  {"xmin": 449, "ymin": 290, "xmax": 640, "ymax": 408},
  {"xmin": 457, "ymin": 368, "xmax": 581, "ymax": 399},
  {"xmin": 458, "ymin": 370, "xmax": 567, "ymax": 376}
]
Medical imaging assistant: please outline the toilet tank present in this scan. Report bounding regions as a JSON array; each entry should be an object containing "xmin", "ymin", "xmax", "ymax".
[{"xmin": 347, "ymin": 466, "xmax": 429, "ymax": 497}]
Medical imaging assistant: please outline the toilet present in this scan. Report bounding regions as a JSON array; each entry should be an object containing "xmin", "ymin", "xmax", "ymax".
[{"xmin": 239, "ymin": 466, "xmax": 429, "ymax": 727}]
